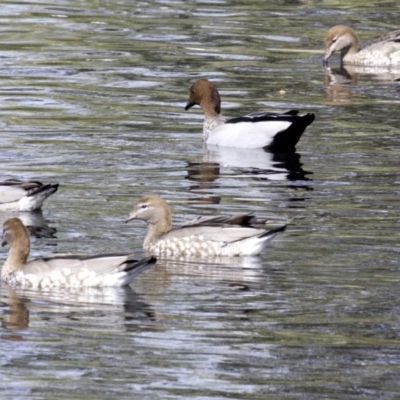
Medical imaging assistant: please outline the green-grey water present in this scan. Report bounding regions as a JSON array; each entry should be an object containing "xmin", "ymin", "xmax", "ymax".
[{"xmin": 1, "ymin": 1, "xmax": 400, "ymax": 399}]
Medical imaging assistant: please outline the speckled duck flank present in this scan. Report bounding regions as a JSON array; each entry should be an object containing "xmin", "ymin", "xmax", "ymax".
[
  {"xmin": 126, "ymin": 194, "xmax": 286, "ymax": 258},
  {"xmin": 1, "ymin": 217, "xmax": 156, "ymax": 287}
]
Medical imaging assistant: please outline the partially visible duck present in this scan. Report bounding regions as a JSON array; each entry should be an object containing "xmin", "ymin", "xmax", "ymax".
[
  {"xmin": 1, "ymin": 217, "xmax": 156, "ymax": 288},
  {"xmin": 0, "ymin": 179, "xmax": 59, "ymax": 212},
  {"xmin": 324, "ymin": 25, "xmax": 400, "ymax": 66},
  {"xmin": 125, "ymin": 194, "xmax": 286, "ymax": 257},
  {"xmin": 184, "ymin": 79, "xmax": 315, "ymax": 151}
]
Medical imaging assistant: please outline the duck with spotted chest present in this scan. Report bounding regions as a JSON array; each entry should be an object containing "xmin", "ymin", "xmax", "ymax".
[
  {"xmin": 125, "ymin": 194, "xmax": 286, "ymax": 258},
  {"xmin": 1, "ymin": 217, "xmax": 156, "ymax": 288}
]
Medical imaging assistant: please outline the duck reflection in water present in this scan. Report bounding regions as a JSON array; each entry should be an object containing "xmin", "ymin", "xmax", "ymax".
[
  {"xmin": 0, "ymin": 284, "xmax": 156, "ymax": 335},
  {"xmin": 0, "ymin": 210, "xmax": 57, "ymax": 241},
  {"xmin": 324, "ymin": 65, "xmax": 400, "ymax": 103},
  {"xmin": 186, "ymin": 146, "xmax": 313, "ymax": 197},
  {"xmin": 185, "ymin": 161, "xmax": 222, "ymax": 204}
]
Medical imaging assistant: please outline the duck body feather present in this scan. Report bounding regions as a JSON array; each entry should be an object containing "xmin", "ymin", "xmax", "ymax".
[
  {"xmin": 5, "ymin": 254, "xmax": 156, "ymax": 288},
  {"xmin": 207, "ymin": 111, "xmax": 315, "ymax": 150},
  {"xmin": 0, "ymin": 179, "xmax": 59, "ymax": 211},
  {"xmin": 149, "ymin": 225, "xmax": 286, "ymax": 257}
]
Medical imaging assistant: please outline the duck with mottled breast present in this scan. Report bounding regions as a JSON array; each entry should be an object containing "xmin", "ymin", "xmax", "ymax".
[
  {"xmin": 184, "ymin": 79, "xmax": 315, "ymax": 151},
  {"xmin": 323, "ymin": 25, "xmax": 400, "ymax": 66},
  {"xmin": 1, "ymin": 217, "xmax": 156, "ymax": 288},
  {"xmin": 125, "ymin": 194, "xmax": 286, "ymax": 257},
  {"xmin": 0, "ymin": 179, "xmax": 59, "ymax": 212}
]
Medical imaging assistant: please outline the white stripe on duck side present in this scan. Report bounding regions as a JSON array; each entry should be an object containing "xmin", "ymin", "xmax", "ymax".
[
  {"xmin": 125, "ymin": 194, "xmax": 287, "ymax": 258},
  {"xmin": 185, "ymin": 79, "xmax": 315, "ymax": 150}
]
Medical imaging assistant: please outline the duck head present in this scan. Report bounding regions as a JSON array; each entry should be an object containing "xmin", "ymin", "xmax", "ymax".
[
  {"xmin": 323, "ymin": 25, "xmax": 359, "ymax": 65},
  {"xmin": 125, "ymin": 195, "xmax": 172, "ymax": 231},
  {"xmin": 185, "ymin": 79, "xmax": 221, "ymax": 116}
]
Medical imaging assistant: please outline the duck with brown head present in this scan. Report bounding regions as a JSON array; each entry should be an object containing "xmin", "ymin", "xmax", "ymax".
[
  {"xmin": 184, "ymin": 79, "xmax": 315, "ymax": 151},
  {"xmin": 125, "ymin": 194, "xmax": 286, "ymax": 258},
  {"xmin": 1, "ymin": 217, "xmax": 156, "ymax": 288},
  {"xmin": 324, "ymin": 25, "xmax": 400, "ymax": 66}
]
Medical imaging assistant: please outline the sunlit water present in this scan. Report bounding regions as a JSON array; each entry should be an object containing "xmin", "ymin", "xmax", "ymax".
[{"xmin": 1, "ymin": 1, "xmax": 400, "ymax": 399}]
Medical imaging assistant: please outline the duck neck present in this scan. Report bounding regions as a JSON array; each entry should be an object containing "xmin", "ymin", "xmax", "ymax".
[
  {"xmin": 203, "ymin": 113, "xmax": 226, "ymax": 141},
  {"xmin": 342, "ymin": 45, "xmax": 358, "ymax": 62},
  {"xmin": 202, "ymin": 102, "xmax": 221, "ymax": 118},
  {"xmin": 342, "ymin": 34, "xmax": 359, "ymax": 62},
  {"xmin": 2, "ymin": 235, "xmax": 30, "ymax": 279},
  {"xmin": 144, "ymin": 212, "xmax": 172, "ymax": 250}
]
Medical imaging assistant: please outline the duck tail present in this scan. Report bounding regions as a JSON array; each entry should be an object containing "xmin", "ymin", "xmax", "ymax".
[
  {"xmin": 120, "ymin": 256, "xmax": 157, "ymax": 285},
  {"xmin": 18, "ymin": 183, "xmax": 59, "ymax": 211},
  {"xmin": 267, "ymin": 113, "xmax": 315, "ymax": 152},
  {"xmin": 259, "ymin": 225, "xmax": 287, "ymax": 239}
]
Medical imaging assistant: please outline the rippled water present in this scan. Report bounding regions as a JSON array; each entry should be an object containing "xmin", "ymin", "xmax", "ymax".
[{"xmin": 1, "ymin": 1, "xmax": 400, "ymax": 399}]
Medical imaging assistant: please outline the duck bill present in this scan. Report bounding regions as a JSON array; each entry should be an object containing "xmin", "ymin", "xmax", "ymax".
[
  {"xmin": 323, "ymin": 48, "xmax": 332, "ymax": 65},
  {"xmin": 124, "ymin": 212, "xmax": 136, "ymax": 223},
  {"xmin": 185, "ymin": 101, "xmax": 195, "ymax": 111}
]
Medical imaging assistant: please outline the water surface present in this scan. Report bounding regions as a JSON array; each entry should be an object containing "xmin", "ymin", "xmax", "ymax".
[{"xmin": 1, "ymin": 1, "xmax": 400, "ymax": 399}]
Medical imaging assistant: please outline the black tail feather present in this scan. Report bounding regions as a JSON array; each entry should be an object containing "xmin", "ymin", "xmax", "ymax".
[
  {"xmin": 267, "ymin": 113, "xmax": 315, "ymax": 152},
  {"xmin": 124, "ymin": 256, "xmax": 157, "ymax": 273},
  {"xmin": 259, "ymin": 225, "xmax": 287, "ymax": 238},
  {"xmin": 27, "ymin": 183, "xmax": 59, "ymax": 197}
]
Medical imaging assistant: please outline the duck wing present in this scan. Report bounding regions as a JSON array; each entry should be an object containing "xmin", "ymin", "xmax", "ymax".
[
  {"xmin": 183, "ymin": 213, "xmax": 259, "ymax": 227},
  {"xmin": 363, "ymin": 29, "xmax": 400, "ymax": 50},
  {"xmin": 164, "ymin": 225, "xmax": 273, "ymax": 243},
  {"xmin": 0, "ymin": 185, "xmax": 27, "ymax": 203}
]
